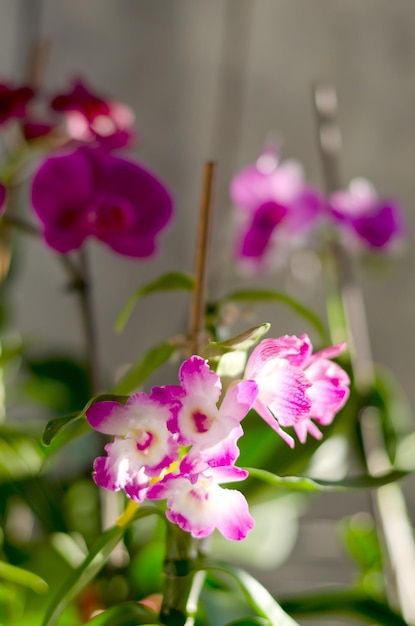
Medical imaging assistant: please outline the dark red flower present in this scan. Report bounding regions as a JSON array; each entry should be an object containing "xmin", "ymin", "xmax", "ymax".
[
  {"xmin": 50, "ymin": 79, "xmax": 135, "ymax": 150},
  {"xmin": 0, "ymin": 83, "xmax": 34, "ymax": 125}
]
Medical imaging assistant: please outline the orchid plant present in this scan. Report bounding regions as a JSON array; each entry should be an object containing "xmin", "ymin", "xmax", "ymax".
[{"xmin": 0, "ymin": 72, "xmax": 413, "ymax": 626}]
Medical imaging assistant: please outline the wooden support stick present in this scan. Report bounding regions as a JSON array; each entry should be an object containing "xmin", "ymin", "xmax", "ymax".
[{"xmin": 189, "ymin": 161, "xmax": 217, "ymax": 355}]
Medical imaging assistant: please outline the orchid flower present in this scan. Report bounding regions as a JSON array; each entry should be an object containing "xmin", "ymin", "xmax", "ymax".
[
  {"xmin": 0, "ymin": 82, "xmax": 34, "ymax": 125},
  {"xmin": 50, "ymin": 78, "xmax": 135, "ymax": 150},
  {"xmin": 147, "ymin": 464, "xmax": 254, "ymax": 540},
  {"xmin": 328, "ymin": 178, "xmax": 404, "ymax": 250},
  {"xmin": 244, "ymin": 334, "xmax": 350, "ymax": 447},
  {"xmin": 164, "ymin": 355, "xmax": 258, "ymax": 472},
  {"xmin": 31, "ymin": 145, "xmax": 173, "ymax": 257},
  {"xmin": 0, "ymin": 182, "xmax": 6, "ymax": 215},
  {"xmin": 230, "ymin": 145, "xmax": 323, "ymax": 269},
  {"xmin": 86, "ymin": 391, "xmax": 179, "ymax": 502}
]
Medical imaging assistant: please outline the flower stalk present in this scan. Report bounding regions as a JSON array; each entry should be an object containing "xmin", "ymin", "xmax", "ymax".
[
  {"xmin": 314, "ymin": 82, "xmax": 415, "ymax": 624},
  {"xmin": 161, "ymin": 161, "xmax": 217, "ymax": 624},
  {"xmin": 160, "ymin": 523, "xmax": 203, "ymax": 626}
]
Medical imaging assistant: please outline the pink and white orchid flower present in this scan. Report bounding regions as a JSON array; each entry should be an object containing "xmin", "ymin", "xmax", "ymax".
[
  {"xmin": 86, "ymin": 391, "xmax": 179, "ymax": 502},
  {"xmin": 244, "ymin": 334, "xmax": 350, "ymax": 447},
  {"xmin": 165, "ymin": 355, "xmax": 258, "ymax": 472},
  {"xmin": 147, "ymin": 464, "xmax": 254, "ymax": 540}
]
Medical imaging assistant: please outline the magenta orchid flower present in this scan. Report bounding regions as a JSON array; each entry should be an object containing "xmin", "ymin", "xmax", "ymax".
[
  {"xmin": 147, "ymin": 465, "xmax": 254, "ymax": 540},
  {"xmin": 31, "ymin": 145, "xmax": 173, "ymax": 257},
  {"xmin": 329, "ymin": 178, "xmax": 404, "ymax": 250},
  {"xmin": 86, "ymin": 391, "xmax": 179, "ymax": 502},
  {"xmin": 0, "ymin": 82, "xmax": 34, "ymax": 125},
  {"xmin": 0, "ymin": 182, "xmax": 6, "ymax": 215},
  {"xmin": 50, "ymin": 78, "xmax": 135, "ymax": 150},
  {"xmin": 230, "ymin": 145, "xmax": 323, "ymax": 269},
  {"xmin": 165, "ymin": 356, "xmax": 258, "ymax": 472},
  {"xmin": 244, "ymin": 335, "xmax": 350, "ymax": 447}
]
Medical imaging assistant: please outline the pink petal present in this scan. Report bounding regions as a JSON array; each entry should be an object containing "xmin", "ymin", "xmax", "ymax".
[
  {"xmin": 245, "ymin": 335, "xmax": 312, "ymax": 378},
  {"xmin": 255, "ymin": 360, "xmax": 312, "ymax": 427},
  {"xmin": 178, "ymin": 356, "xmax": 222, "ymax": 401},
  {"xmin": 293, "ymin": 419, "xmax": 323, "ymax": 444},
  {"xmin": 308, "ymin": 342, "xmax": 347, "ymax": 364},
  {"xmin": 219, "ymin": 380, "xmax": 258, "ymax": 424},
  {"xmin": 305, "ymin": 360, "xmax": 350, "ymax": 425},
  {"xmin": 252, "ymin": 397, "xmax": 295, "ymax": 447},
  {"xmin": 214, "ymin": 487, "xmax": 255, "ymax": 541},
  {"xmin": 86, "ymin": 401, "xmax": 129, "ymax": 435}
]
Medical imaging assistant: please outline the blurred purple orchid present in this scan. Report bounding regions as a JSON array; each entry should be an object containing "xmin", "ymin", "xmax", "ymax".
[
  {"xmin": 230, "ymin": 145, "xmax": 323, "ymax": 269},
  {"xmin": 50, "ymin": 78, "xmax": 135, "ymax": 150},
  {"xmin": 31, "ymin": 145, "xmax": 173, "ymax": 257},
  {"xmin": 0, "ymin": 182, "xmax": 6, "ymax": 215},
  {"xmin": 328, "ymin": 178, "xmax": 405, "ymax": 250},
  {"xmin": 0, "ymin": 82, "xmax": 34, "ymax": 125}
]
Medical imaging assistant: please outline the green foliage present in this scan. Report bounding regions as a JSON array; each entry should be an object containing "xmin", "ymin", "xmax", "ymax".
[
  {"xmin": 111, "ymin": 342, "xmax": 177, "ymax": 395},
  {"xmin": 42, "ymin": 506, "xmax": 164, "ymax": 626},
  {"xmin": 116, "ymin": 272, "xmax": 194, "ymax": 333},
  {"xmin": 0, "ymin": 561, "xmax": 48, "ymax": 593},
  {"xmin": 340, "ymin": 513, "xmax": 384, "ymax": 597},
  {"xmin": 80, "ymin": 602, "xmax": 160, "ymax": 625},
  {"xmin": 24, "ymin": 356, "xmax": 90, "ymax": 415},
  {"xmin": 42, "ymin": 393, "xmax": 129, "ymax": 446},
  {"xmin": 226, "ymin": 617, "xmax": 272, "ymax": 626},
  {"xmin": 246, "ymin": 466, "xmax": 410, "ymax": 493},
  {"xmin": 203, "ymin": 562, "xmax": 300, "ymax": 625},
  {"xmin": 280, "ymin": 590, "xmax": 409, "ymax": 625},
  {"xmin": 218, "ymin": 289, "xmax": 328, "ymax": 343},
  {"xmin": 202, "ymin": 324, "xmax": 270, "ymax": 359}
]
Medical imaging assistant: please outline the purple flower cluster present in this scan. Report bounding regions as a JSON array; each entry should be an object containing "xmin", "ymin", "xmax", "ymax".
[
  {"xmin": 87, "ymin": 335, "xmax": 349, "ymax": 540},
  {"xmin": 231, "ymin": 146, "xmax": 404, "ymax": 269},
  {"xmin": 0, "ymin": 76, "xmax": 173, "ymax": 258}
]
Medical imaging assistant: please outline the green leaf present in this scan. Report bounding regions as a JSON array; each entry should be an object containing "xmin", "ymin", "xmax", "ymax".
[
  {"xmin": 280, "ymin": 590, "xmax": 409, "ymax": 625},
  {"xmin": 84, "ymin": 602, "xmax": 160, "ymax": 625},
  {"xmin": 0, "ymin": 560, "xmax": 48, "ymax": 593},
  {"xmin": 245, "ymin": 467, "xmax": 410, "ymax": 492},
  {"xmin": 371, "ymin": 364, "xmax": 415, "ymax": 464},
  {"xmin": 204, "ymin": 561, "xmax": 299, "ymax": 625},
  {"xmin": 116, "ymin": 272, "xmax": 194, "ymax": 332},
  {"xmin": 42, "ymin": 506, "xmax": 162, "ymax": 626},
  {"xmin": 226, "ymin": 617, "xmax": 272, "ymax": 626},
  {"xmin": 221, "ymin": 289, "xmax": 327, "ymax": 343},
  {"xmin": 202, "ymin": 324, "xmax": 271, "ymax": 358},
  {"xmin": 111, "ymin": 342, "xmax": 176, "ymax": 395},
  {"xmin": 0, "ymin": 436, "xmax": 44, "ymax": 481},
  {"xmin": 42, "ymin": 393, "xmax": 129, "ymax": 446}
]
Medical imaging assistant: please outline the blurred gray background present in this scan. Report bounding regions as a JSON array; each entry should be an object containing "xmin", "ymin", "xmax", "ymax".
[{"xmin": 2, "ymin": 1, "xmax": 415, "ymax": 623}]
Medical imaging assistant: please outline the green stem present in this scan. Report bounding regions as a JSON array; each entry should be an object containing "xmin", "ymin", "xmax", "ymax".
[
  {"xmin": 314, "ymin": 83, "xmax": 415, "ymax": 624},
  {"xmin": 77, "ymin": 246, "xmax": 99, "ymax": 395},
  {"xmin": 160, "ymin": 523, "xmax": 204, "ymax": 626}
]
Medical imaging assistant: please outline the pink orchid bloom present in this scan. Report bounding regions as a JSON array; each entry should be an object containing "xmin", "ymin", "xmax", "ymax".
[
  {"xmin": 31, "ymin": 145, "xmax": 173, "ymax": 257},
  {"xmin": 50, "ymin": 78, "xmax": 135, "ymax": 150},
  {"xmin": 86, "ymin": 391, "xmax": 178, "ymax": 502},
  {"xmin": 230, "ymin": 145, "xmax": 323, "ymax": 269},
  {"xmin": 147, "ymin": 465, "xmax": 254, "ymax": 540},
  {"xmin": 0, "ymin": 182, "xmax": 6, "ymax": 215},
  {"xmin": 329, "ymin": 178, "xmax": 405, "ymax": 250},
  {"xmin": 244, "ymin": 335, "xmax": 350, "ymax": 447},
  {"xmin": 165, "ymin": 356, "xmax": 258, "ymax": 472}
]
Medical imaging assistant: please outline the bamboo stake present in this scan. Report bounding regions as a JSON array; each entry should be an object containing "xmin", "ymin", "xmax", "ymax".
[{"xmin": 189, "ymin": 161, "xmax": 217, "ymax": 355}]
